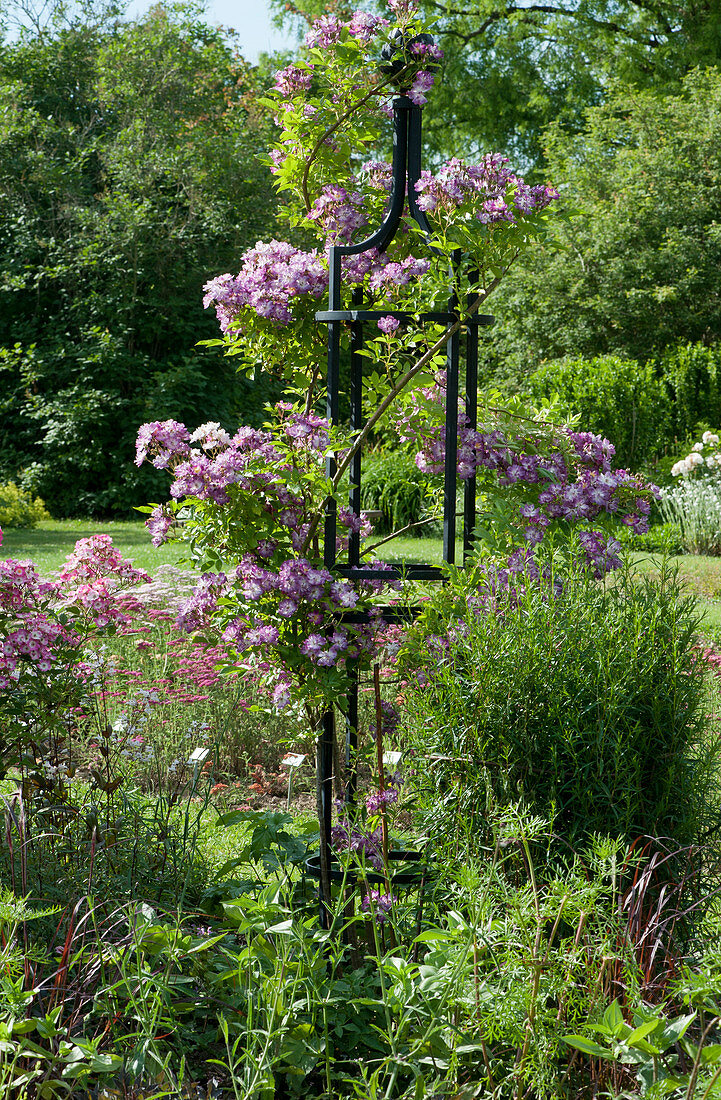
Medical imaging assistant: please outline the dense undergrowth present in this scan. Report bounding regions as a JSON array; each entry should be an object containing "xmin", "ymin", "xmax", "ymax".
[{"xmin": 2, "ymin": 531, "xmax": 721, "ymax": 1098}]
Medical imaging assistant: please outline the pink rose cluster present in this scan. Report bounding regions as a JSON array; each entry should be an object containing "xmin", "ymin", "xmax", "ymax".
[
  {"xmin": 0, "ymin": 537, "xmax": 151, "ymax": 691},
  {"xmin": 59, "ymin": 534, "xmax": 150, "ymax": 587}
]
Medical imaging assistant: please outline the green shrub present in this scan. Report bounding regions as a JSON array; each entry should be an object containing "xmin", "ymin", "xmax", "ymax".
[
  {"xmin": 659, "ymin": 342, "xmax": 721, "ymax": 441},
  {"xmin": 615, "ymin": 520, "xmax": 684, "ymax": 555},
  {"xmin": 0, "ymin": 481, "xmax": 50, "ymax": 528},
  {"xmin": 400, "ymin": 562, "xmax": 713, "ymax": 852},
  {"xmin": 528, "ymin": 355, "xmax": 673, "ymax": 469},
  {"xmin": 360, "ymin": 451, "xmax": 430, "ymax": 535}
]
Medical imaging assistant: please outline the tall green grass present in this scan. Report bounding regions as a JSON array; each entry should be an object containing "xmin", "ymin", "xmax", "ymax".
[{"xmin": 401, "ymin": 562, "xmax": 717, "ymax": 851}]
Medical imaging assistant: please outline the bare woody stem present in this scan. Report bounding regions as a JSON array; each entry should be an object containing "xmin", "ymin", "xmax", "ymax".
[
  {"xmin": 300, "ymin": 69, "xmax": 407, "ymax": 213},
  {"xmin": 373, "ymin": 663, "xmax": 391, "ymax": 886},
  {"xmin": 360, "ymin": 514, "xmax": 443, "ymax": 556}
]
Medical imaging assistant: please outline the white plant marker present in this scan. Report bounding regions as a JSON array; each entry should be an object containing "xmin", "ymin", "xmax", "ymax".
[
  {"xmin": 188, "ymin": 746, "xmax": 210, "ymax": 766},
  {"xmin": 281, "ymin": 752, "xmax": 307, "ymax": 809}
]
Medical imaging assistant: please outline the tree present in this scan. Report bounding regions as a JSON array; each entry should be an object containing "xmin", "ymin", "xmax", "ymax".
[
  {"xmin": 272, "ymin": 0, "xmax": 721, "ymax": 170},
  {"xmin": 481, "ymin": 67, "xmax": 721, "ymax": 377},
  {"xmin": 0, "ymin": 4, "xmax": 281, "ymax": 516}
]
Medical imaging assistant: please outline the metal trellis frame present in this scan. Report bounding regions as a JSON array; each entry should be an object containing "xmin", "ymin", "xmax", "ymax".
[{"xmin": 313, "ymin": 70, "xmax": 493, "ymax": 919}]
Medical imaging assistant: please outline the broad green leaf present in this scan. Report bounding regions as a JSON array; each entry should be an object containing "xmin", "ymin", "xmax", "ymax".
[
  {"xmin": 628, "ymin": 1019, "xmax": 664, "ymax": 1046},
  {"xmin": 660, "ymin": 1013, "xmax": 696, "ymax": 1047},
  {"xmin": 562, "ymin": 1035, "xmax": 613, "ymax": 1058},
  {"xmin": 603, "ymin": 1000, "xmax": 627, "ymax": 1034}
]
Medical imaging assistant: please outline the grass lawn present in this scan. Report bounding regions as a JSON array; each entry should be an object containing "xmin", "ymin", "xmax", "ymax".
[
  {"xmin": 4, "ymin": 521, "xmax": 721, "ymax": 634},
  {"xmin": 0, "ymin": 519, "xmax": 189, "ymax": 575},
  {"xmin": 0, "ymin": 524, "xmax": 455, "ymax": 575}
]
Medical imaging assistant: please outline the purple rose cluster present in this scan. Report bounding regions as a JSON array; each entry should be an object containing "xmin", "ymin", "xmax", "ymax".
[
  {"xmin": 171, "ymin": 554, "xmax": 395, "ymax": 687},
  {"xmin": 136, "ymin": 414, "xmax": 323, "ymax": 522},
  {"xmin": 201, "ymin": 241, "xmax": 327, "ymax": 333},
  {"xmin": 415, "ymin": 155, "xmax": 559, "ymax": 224},
  {"xmin": 308, "ymin": 185, "xmax": 368, "ymax": 243},
  {"xmin": 395, "ymin": 372, "xmax": 658, "ymax": 577},
  {"xmin": 136, "ymin": 415, "xmax": 400, "ymax": 687},
  {"xmin": 201, "ymin": 235, "xmax": 432, "ymax": 333},
  {"xmin": 217, "ymin": 556, "xmax": 395, "ymax": 673},
  {"xmin": 303, "ymin": 11, "xmax": 389, "ymax": 49},
  {"xmin": 272, "ymin": 63, "xmax": 313, "ymax": 98},
  {"xmin": 202, "ymin": 160, "xmax": 557, "ymax": 340},
  {"xmin": 297, "ymin": 7, "xmax": 441, "ymax": 104},
  {"xmin": 137, "ymin": 413, "xmax": 372, "ymax": 559}
]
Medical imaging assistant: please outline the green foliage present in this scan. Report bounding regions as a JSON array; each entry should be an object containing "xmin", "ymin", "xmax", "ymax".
[
  {"xmin": 359, "ymin": 451, "xmax": 429, "ymax": 536},
  {"xmin": 615, "ymin": 521, "xmax": 684, "ymax": 556},
  {"xmin": 528, "ymin": 354, "xmax": 673, "ymax": 468},
  {"xmin": 564, "ymin": 961, "xmax": 721, "ymax": 1100},
  {"xmin": 0, "ymin": 7, "xmax": 280, "ymax": 516},
  {"xmin": 273, "ymin": 0, "xmax": 719, "ymax": 173},
  {"xmin": 0, "ymin": 480, "xmax": 49, "ymax": 528},
  {"xmin": 660, "ymin": 342, "xmax": 721, "ymax": 441},
  {"xmin": 488, "ymin": 70, "xmax": 721, "ymax": 369},
  {"xmin": 400, "ymin": 562, "xmax": 713, "ymax": 851}
]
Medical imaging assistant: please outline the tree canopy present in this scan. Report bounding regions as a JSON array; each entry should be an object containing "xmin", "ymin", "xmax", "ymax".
[
  {"xmin": 483, "ymin": 67, "xmax": 721, "ymax": 380},
  {"xmin": 273, "ymin": 0, "xmax": 721, "ymax": 170},
  {"xmin": 0, "ymin": 3, "xmax": 280, "ymax": 515}
]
